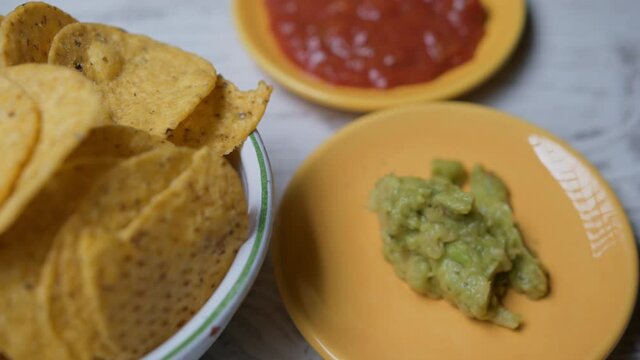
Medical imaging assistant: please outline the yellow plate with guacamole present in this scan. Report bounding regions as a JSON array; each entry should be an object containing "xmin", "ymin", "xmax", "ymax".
[
  {"xmin": 233, "ymin": 0, "xmax": 525, "ymax": 112},
  {"xmin": 273, "ymin": 103, "xmax": 638, "ymax": 359}
]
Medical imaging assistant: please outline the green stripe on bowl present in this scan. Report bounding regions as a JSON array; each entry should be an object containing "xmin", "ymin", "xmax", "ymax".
[{"xmin": 161, "ymin": 133, "xmax": 270, "ymax": 359}]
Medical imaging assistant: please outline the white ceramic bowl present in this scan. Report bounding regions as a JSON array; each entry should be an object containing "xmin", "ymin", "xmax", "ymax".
[{"xmin": 143, "ymin": 131, "xmax": 274, "ymax": 360}]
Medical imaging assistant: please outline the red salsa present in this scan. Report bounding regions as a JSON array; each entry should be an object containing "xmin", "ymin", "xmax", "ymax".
[{"xmin": 265, "ymin": 0, "xmax": 487, "ymax": 89}]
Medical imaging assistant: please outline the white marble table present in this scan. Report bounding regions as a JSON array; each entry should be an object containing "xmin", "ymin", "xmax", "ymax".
[{"xmin": 2, "ymin": 0, "xmax": 639, "ymax": 358}]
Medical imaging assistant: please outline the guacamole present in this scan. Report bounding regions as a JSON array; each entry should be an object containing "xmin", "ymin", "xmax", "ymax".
[{"xmin": 369, "ymin": 160, "xmax": 549, "ymax": 329}]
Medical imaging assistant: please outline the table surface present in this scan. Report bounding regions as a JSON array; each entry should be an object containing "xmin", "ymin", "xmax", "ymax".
[{"xmin": 2, "ymin": 0, "xmax": 639, "ymax": 358}]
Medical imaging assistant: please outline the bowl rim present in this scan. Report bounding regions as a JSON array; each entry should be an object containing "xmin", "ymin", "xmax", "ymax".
[
  {"xmin": 233, "ymin": 0, "xmax": 527, "ymax": 112},
  {"xmin": 144, "ymin": 131, "xmax": 274, "ymax": 360}
]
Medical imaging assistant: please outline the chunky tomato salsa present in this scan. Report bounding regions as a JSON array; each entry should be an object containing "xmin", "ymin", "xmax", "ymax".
[{"xmin": 266, "ymin": 0, "xmax": 487, "ymax": 89}]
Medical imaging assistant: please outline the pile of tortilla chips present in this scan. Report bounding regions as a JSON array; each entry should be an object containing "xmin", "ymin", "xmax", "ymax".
[{"xmin": 0, "ymin": 2, "xmax": 272, "ymax": 359}]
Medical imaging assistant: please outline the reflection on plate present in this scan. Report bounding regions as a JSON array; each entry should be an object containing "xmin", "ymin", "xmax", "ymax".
[
  {"xmin": 273, "ymin": 103, "xmax": 638, "ymax": 359},
  {"xmin": 529, "ymin": 134, "xmax": 624, "ymax": 258}
]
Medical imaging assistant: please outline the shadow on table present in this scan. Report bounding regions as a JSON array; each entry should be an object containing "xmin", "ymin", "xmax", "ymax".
[
  {"xmin": 460, "ymin": 2, "xmax": 536, "ymax": 104},
  {"xmin": 608, "ymin": 232, "xmax": 640, "ymax": 359}
]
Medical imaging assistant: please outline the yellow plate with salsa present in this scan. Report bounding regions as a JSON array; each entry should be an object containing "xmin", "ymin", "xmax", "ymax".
[
  {"xmin": 234, "ymin": 0, "xmax": 526, "ymax": 112},
  {"xmin": 273, "ymin": 103, "xmax": 638, "ymax": 359}
]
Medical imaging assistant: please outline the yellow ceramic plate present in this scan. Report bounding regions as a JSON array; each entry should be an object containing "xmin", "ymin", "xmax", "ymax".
[
  {"xmin": 273, "ymin": 103, "xmax": 638, "ymax": 359},
  {"xmin": 233, "ymin": 0, "xmax": 526, "ymax": 112}
]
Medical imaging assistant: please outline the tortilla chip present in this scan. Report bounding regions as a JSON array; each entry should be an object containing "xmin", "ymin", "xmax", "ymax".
[
  {"xmin": 0, "ymin": 126, "xmax": 181, "ymax": 360},
  {"xmin": 0, "ymin": 2, "xmax": 76, "ymax": 67},
  {"xmin": 0, "ymin": 277, "xmax": 70, "ymax": 360},
  {"xmin": 0, "ymin": 64, "xmax": 109, "ymax": 234},
  {"xmin": 0, "ymin": 4, "xmax": 259, "ymax": 358},
  {"xmin": 68, "ymin": 124, "xmax": 171, "ymax": 162},
  {"xmin": 43, "ymin": 146, "xmax": 194, "ymax": 359},
  {"xmin": 80, "ymin": 147, "xmax": 247, "ymax": 358},
  {"xmin": 0, "ymin": 75, "xmax": 39, "ymax": 205},
  {"xmin": 169, "ymin": 77, "xmax": 272, "ymax": 155},
  {"xmin": 48, "ymin": 23, "xmax": 217, "ymax": 137},
  {"xmin": 0, "ymin": 158, "xmax": 119, "ymax": 360}
]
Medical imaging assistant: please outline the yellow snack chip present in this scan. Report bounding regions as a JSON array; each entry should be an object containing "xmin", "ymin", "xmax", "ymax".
[
  {"xmin": 68, "ymin": 124, "xmax": 171, "ymax": 162},
  {"xmin": 48, "ymin": 23, "xmax": 217, "ymax": 137},
  {"xmin": 81, "ymin": 148, "xmax": 247, "ymax": 357},
  {"xmin": 0, "ymin": 2, "xmax": 76, "ymax": 66},
  {"xmin": 0, "ymin": 75, "xmax": 39, "ymax": 205},
  {"xmin": 169, "ymin": 77, "xmax": 272, "ymax": 155},
  {"xmin": 0, "ymin": 64, "xmax": 109, "ymax": 234},
  {"xmin": 44, "ymin": 146, "xmax": 195, "ymax": 359},
  {"xmin": 0, "ymin": 3, "xmax": 265, "ymax": 358},
  {"xmin": 0, "ymin": 158, "xmax": 118, "ymax": 360}
]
